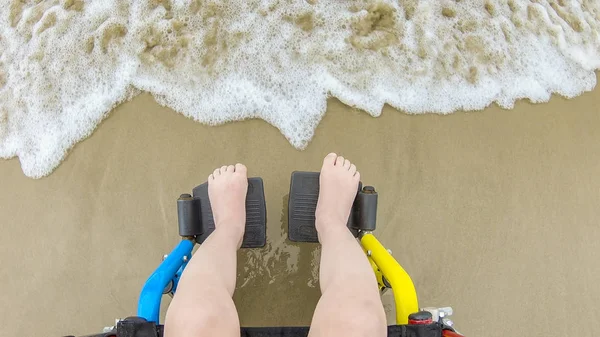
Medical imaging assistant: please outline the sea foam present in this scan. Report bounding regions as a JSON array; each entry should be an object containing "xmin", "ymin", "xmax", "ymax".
[{"xmin": 1, "ymin": 0, "xmax": 599, "ymax": 177}]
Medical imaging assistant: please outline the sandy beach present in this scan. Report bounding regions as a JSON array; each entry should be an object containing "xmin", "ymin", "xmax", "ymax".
[{"xmin": 1, "ymin": 73, "xmax": 599, "ymax": 336}]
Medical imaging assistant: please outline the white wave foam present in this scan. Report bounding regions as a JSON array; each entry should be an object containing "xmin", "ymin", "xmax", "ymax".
[{"xmin": 1, "ymin": 0, "xmax": 598, "ymax": 177}]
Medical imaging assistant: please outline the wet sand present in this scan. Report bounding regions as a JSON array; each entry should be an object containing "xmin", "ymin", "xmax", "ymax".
[{"xmin": 1, "ymin": 75, "xmax": 599, "ymax": 336}]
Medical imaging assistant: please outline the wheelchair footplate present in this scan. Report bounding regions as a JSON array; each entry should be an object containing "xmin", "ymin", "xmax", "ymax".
[
  {"xmin": 288, "ymin": 171, "xmax": 370, "ymax": 242},
  {"xmin": 177, "ymin": 177, "xmax": 267, "ymax": 248}
]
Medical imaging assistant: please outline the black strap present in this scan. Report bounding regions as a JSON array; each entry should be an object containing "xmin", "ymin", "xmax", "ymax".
[
  {"xmin": 241, "ymin": 326, "xmax": 309, "ymax": 337},
  {"xmin": 240, "ymin": 324, "xmax": 443, "ymax": 337},
  {"xmin": 77, "ymin": 322, "xmax": 443, "ymax": 337}
]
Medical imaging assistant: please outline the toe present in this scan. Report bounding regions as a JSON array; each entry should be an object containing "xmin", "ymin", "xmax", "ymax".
[
  {"xmin": 323, "ymin": 153, "xmax": 337, "ymax": 166},
  {"xmin": 349, "ymin": 164, "xmax": 357, "ymax": 175},
  {"xmin": 213, "ymin": 168, "xmax": 221, "ymax": 176},
  {"xmin": 354, "ymin": 171, "xmax": 360, "ymax": 179},
  {"xmin": 208, "ymin": 173, "xmax": 215, "ymax": 181},
  {"xmin": 335, "ymin": 156, "xmax": 345, "ymax": 166},
  {"xmin": 227, "ymin": 165, "xmax": 235, "ymax": 172},
  {"xmin": 343, "ymin": 159, "xmax": 351, "ymax": 170},
  {"xmin": 235, "ymin": 163, "xmax": 247, "ymax": 174},
  {"xmin": 220, "ymin": 165, "xmax": 228, "ymax": 174}
]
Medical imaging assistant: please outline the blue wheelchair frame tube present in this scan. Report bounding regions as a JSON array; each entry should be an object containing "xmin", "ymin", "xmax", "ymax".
[{"xmin": 137, "ymin": 239, "xmax": 194, "ymax": 323}]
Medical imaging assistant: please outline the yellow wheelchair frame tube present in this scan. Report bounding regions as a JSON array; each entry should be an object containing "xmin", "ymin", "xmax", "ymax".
[{"xmin": 361, "ymin": 233, "xmax": 419, "ymax": 325}]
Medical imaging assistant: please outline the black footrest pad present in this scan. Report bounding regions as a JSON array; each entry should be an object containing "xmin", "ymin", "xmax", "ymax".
[
  {"xmin": 288, "ymin": 172, "xmax": 360, "ymax": 242},
  {"xmin": 192, "ymin": 177, "xmax": 266, "ymax": 248}
]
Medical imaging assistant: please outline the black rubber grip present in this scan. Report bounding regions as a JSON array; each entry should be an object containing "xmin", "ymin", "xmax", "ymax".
[
  {"xmin": 354, "ymin": 187, "xmax": 377, "ymax": 231},
  {"xmin": 177, "ymin": 194, "xmax": 203, "ymax": 237}
]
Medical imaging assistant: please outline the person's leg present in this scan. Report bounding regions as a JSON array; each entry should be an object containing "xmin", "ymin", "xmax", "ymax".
[
  {"xmin": 165, "ymin": 164, "xmax": 247, "ymax": 337},
  {"xmin": 309, "ymin": 153, "xmax": 387, "ymax": 337}
]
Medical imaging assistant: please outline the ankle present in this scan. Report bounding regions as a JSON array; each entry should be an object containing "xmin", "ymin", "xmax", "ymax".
[
  {"xmin": 315, "ymin": 207, "xmax": 348, "ymax": 227},
  {"xmin": 315, "ymin": 213, "xmax": 347, "ymax": 231},
  {"xmin": 315, "ymin": 219, "xmax": 348, "ymax": 243},
  {"xmin": 213, "ymin": 226, "xmax": 245, "ymax": 248}
]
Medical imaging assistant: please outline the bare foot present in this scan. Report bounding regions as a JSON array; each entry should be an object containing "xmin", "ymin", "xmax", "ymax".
[
  {"xmin": 315, "ymin": 153, "xmax": 360, "ymax": 238},
  {"xmin": 208, "ymin": 163, "xmax": 248, "ymax": 246}
]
